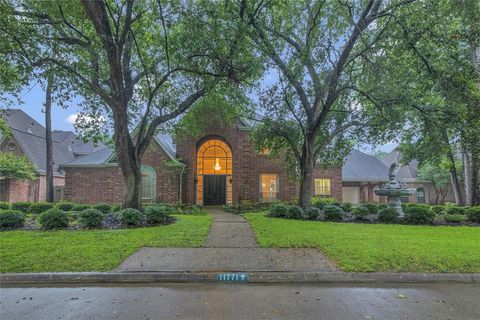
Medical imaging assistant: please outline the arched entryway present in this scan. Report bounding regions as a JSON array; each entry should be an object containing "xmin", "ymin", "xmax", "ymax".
[{"xmin": 196, "ymin": 138, "xmax": 232, "ymax": 205}]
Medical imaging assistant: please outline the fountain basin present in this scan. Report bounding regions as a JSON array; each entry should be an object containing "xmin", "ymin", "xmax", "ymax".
[{"xmin": 374, "ymin": 188, "xmax": 416, "ymax": 197}]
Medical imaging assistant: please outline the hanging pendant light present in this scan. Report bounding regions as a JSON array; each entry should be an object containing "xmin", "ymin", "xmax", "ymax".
[{"xmin": 214, "ymin": 158, "xmax": 222, "ymax": 171}]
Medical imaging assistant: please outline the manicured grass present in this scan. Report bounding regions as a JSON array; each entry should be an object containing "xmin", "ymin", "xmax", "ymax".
[
  {"xmin": 245, "ymin": 213, "xmax": 480, "ymax": 273},
  {"xmin": 0, "ymin": 214, "xmax": 212, "ymax": 273}
]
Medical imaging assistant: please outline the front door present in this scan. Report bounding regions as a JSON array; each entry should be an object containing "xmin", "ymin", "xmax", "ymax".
[{"xmin": 203, "ymin": 175, "xmax": 226, "ymax": 205}]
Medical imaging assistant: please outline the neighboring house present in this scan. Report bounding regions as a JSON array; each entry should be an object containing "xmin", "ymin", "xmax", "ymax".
[
  {"xmin": 0, "ymin": 109, "xmax": 104, "ymax": 202},
  {"xmin": 381, "ymin": 149, "xmax": 456, "ymax": 204}
]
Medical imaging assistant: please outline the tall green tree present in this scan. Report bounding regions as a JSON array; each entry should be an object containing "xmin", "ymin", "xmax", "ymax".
[
  {"xmin": 239, "ymin": 0, "xmax": 414, "ymax": 208},
  {"xmin": 2, "ymin": 0, "xmax": 258, "ymax": 209},
  {"xmin": 0, "ymin": 153, "xmax": 37, "ymax": 181},
  {"xmin": 357, "ymin": 0, "xmax": 480, "ymax": 205}
]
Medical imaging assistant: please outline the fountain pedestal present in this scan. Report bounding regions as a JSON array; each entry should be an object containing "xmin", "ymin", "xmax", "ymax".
[{"xmin": 374, "ymin": 163, "xmax": 416, "ymax": 218}]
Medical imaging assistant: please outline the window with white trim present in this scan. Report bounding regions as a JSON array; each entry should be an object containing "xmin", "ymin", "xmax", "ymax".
[
  {"xmin": 141, "ymin": 165, "xmax": 156, "ymax": 204},
  {"xmin": 314, "ymin": 178, "xmax": 331, "ymax": 195},
  {"xmin": 259, "ymin": 174, "xmax": 279, "ymax": 202}
]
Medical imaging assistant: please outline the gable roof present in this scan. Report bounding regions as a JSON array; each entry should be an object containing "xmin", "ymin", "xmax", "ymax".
[
  {"xmin": 381, "ymin": 148, "xmax": 419, "ymax": 181},
  {"xmin": 342, "ymin": 149, "xmax": 390, "ymax": 182},
  {"xmin": 62, "ymin": 134, "xmax": 176, "ymax": 167},
  {"xmin": 2, "ymin": 109, "xmax": 105, "ymax": 175}
]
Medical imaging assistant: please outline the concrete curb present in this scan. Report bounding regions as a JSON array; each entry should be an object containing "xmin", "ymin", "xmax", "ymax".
[{"xmin": 1, "ymin": 272, "xmax": 479, "ymax": 285}]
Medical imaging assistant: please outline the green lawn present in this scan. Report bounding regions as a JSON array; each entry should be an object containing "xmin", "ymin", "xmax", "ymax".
[
  {"xmin": 245, "ymin": 213, "xmax": 480, "ymax": 273},
  {"xmin": 0, "ymin": 214, "xmax": 212, "ymax": 273}
]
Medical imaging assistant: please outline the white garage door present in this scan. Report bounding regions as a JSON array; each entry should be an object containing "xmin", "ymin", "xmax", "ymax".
[{"xmin": 342, "ymin": 187, "xmax": 360, "ymax": 204}]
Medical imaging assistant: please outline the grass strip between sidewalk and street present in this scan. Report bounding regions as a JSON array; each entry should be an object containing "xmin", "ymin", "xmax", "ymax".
[
  {"xmin": 0, "ymin": 214, "xmax": 212, "ymax": 273},
  {"xmin": 245, "ymin": 212, "xmax": 480, "ymax": 273}
]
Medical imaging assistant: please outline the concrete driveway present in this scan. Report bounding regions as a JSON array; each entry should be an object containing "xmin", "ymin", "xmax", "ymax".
[{"xmin": 1, "ymin": 283, "xmax": 479, "ymax": 320}]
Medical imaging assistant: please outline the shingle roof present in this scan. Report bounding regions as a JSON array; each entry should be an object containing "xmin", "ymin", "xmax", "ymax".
[
  {"xmin": 381, "ymin": 149, "xmax": 418, "ymax": 181},
  {"xmin": 342, "ymin": 149, "xmax": 390, "ymax": 182},
  {"xmin": 2, "ymin": 109, "xmax": 105, "ymax": 175}
]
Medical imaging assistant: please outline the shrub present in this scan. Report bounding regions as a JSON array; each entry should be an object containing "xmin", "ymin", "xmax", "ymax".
[
  {"xmin": 11, "ymin": 202, "xmax": 31, "ymax": 213},
  {"xmin": 312, "ymin": 196, "xmax": 339, "ymax": 209},
  {"xmin": 353, "ymin": 206, "xmax": 369, "ymax": 220},
  {"xmin": 144, "ymin": 205, "xmax": 171, "ymax": 225},
  {"xmin": 287, "ymin": 205, "xmax": 303, "ymax": 219},
  {"xmin": 72, "ymin": 204, "xmax": 91, "ymax": 212},
  {"xmin": 404, "ymin": 206, "xmax": 435, "ymax": 225},
  {"xmin": 361, "ymin": 203, "xmax": 380, "ymax": 215},
  {"xmin": 445, "ymin": 206, "xmax": 466, "ymax": 216},
  {"xmin": 118, "ymin": 208, "xmax": 144, "ymax": 227},
  {"xmin": 269, "ymin": 203, "xmax": 289, "ymax": 218},
  {"xmin": 466, "ymin": 206, "xmax": 480, "ymax": 223},
  {"xmin": 92, "ymin": 203, "xmax": 111, "ymax": 214},
  {"xmin": 431, "ymin": 205, "xmax": 446, "ymax": 215},
  {"xmin": 55, "ymin": 202, "xmax": 75, "ymax": 211},
  {"xmin": 340, "ymin": 202, "xmax": 352, "ymax": 213},
  {"xmin": 378, "ymin": 208, "xmax": 398, "ymax": 224},
  {"xmin": 28, "ymin": 202, "xmax": 54, "ymax": 215},
  {"xmin": 444, "ymin": 214, "xmax": 467, "ymax": 223},
  {"xmin": 0, "ymin": 210, "xmax": 25, "ymax": 229},
  {"xmin": 38, "ymin": 209, "xmax": 69, "ymax": 230},
  {"xmin": 0, "ymin": 202, "xmax": 10, "ymax": 210},
  {"xmin": 323, "ymin": 205, "xmax": 343, "ymax": 221},
  {"xmin": 111, "ymin": 203, "xmax": 122, "ymax": 213},
  {"xmin": 303, "ymin": 207, "xmax": 321, "ymax": 220},
  {"xmin": 78, "ymin": 209, "xmax": 104, "ymax": 228}
]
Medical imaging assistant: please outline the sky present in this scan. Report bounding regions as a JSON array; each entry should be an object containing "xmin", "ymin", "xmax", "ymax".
[{"xmin": 12, "ymin": 79, "xmax": 397, "ymax": 154}]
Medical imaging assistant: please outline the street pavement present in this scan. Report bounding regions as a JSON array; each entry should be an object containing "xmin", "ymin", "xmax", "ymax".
[{"xmin": 1, "ymin": 283, "xmax": 479, "ymax": 320}]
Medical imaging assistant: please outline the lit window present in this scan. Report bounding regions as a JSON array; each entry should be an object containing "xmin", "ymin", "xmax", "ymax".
[
  {"xmin": 416, "ymin": 187, "xmax": 425, "ymax": 203},
  {"xmin": 141, "ymin": 165, "xmax": 156, "ymax": 204},
  {"xmin": 260, "ymin": 174, "xmax": 278, "ymax": 202},
  {"xmin": 260, "ymin": 148, "xmax": 271, "ymax": 155},
  {"xmin": 314, "ymin": 178, "xmax": 331, "ymax": 195}
]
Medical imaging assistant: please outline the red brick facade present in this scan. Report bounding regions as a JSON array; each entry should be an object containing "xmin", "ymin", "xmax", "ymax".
[{"xmin": 63, "ymin": 122, "xmax": 342, "ymax": 205}]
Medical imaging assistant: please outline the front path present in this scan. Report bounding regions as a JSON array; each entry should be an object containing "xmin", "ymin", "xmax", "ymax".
[{"xmin": 115, "ymin": 208, "xmax": 337, "ymax": 272}]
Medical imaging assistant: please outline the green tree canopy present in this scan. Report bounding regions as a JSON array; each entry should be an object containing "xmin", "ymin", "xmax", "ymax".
[{"xmin": 0, "ymin": 153, "xmax": 37, "ymax": 180}]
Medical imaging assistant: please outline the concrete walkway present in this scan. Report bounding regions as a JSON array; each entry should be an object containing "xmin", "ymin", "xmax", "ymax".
[{"xmin": 115, "ymin": 208, "xmax": 337, "ymax": 272}]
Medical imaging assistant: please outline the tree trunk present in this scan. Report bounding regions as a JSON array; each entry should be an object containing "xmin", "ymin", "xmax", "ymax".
[
  {"xmin": 111, "ymin": 105, "xmax": 143, "ymax": 210},
  {"xmin": 449, "ymin": 166, "xmax": 463, "ymax": 206},
  {"xmin": 298, "ymin": 140, "xmax": 315, "ymax": 208},
  {"xmin": 463, "ymin": 147, "xmax": 473, "ymax": 206},
  {"xmin": 45, "ymin": 74, "xmax": 54, "ymax": 203}
]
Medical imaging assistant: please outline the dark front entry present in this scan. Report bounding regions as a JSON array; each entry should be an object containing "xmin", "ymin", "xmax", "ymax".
[{"xmin": 203, "ymin": 175, "xmax": 226, "ymax": 205}]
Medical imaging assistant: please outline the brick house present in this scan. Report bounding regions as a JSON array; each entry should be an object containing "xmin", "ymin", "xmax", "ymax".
[{"xmin": 0, "ymin": 109, "xmax": 104, "ymax": 202}]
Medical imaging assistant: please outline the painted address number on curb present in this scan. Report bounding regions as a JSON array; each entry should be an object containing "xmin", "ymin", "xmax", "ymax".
[{"xmin": 217, "ymin": 273, "xmax": 249, "ymax": 282}]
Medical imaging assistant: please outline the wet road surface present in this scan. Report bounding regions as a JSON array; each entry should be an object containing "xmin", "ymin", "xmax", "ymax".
[{"xmin": 1, "ymin": 282, "xmax": 479, "ymax": 320}]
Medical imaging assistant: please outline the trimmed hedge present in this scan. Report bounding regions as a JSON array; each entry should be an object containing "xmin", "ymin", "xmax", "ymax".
[
  {"xmin": 303, "ymin": 207, "xmax": 321, "ymax": 220},
  {"xmin": 55, "ymin": 202, "xmax": 75, "ymax": 211},
  {"xmin": 404, "ymin": 206, "xmax": 435, "ymax": 225},
  {"xmin": 0, "ymin": 210, "xmax": 25, "ymax": 229},
  {"xmin": 287, "ymin": 205, "xmax": 303, "ymax": 219},
  {"xmin": 431, "ymin": 205, "xmax": 446, "ymax": 215},
  {"xmin": 92, "ymin": 203, "xmax": 111, "ymax": 215},
  {"xmin": 466, "ymin": 206, "xmax": 480, "ymax": 223},
  {"xmin": 28, "ymin": 202, "xmax": 54, "ymax": 215},
  {"xmin": 312, "ymin": 197, "xmax": 339, "ymax": 209},
  {"xmin": 378, "ymin": 208, "xmax": 398, "ymax": 224},
  {"xmin": 361, "ymin": 203, "xmax": 380, "ymax": 215},
  {"xmin": 444, "ymin": 214, "xmax": 467, "ymax": 223},
  {"xmin": 111, "ymin": 203, "xmax": 122, "ymax": 213},
  {"xmin": 353, "ymin": 206, "xmax": 369, "ymax": 220},
  {"xmin": 323, "ymin": 205, "xmax": 343, "ymax": 221},
  {"xmin": 340, "ymin": 202, "xmax": 352, "ymax": 213},
  {"xmin": 78, "ymin": 209, "xmax": 104, "ymax": 228},
  {"xmin": 38, "ymin": 209, "xmax": 69, "ymax": 230},
  {"xmin": 118, "ymin": 208, "xmax": 144, "ymax": 227},
  {"xmin": 144, "ymin": 205, "xmax": 171, "ymax": 225},
  {"xmin": 445, "ymin": 206, "xmax": 466, "ymax": 216},
  {"xmin": 0, "ymin": 202, "xmax": 10, "ymax": 210},
  {"xmin": 11, "ymin": 202, "xmax": 31, "ymax": 213},
  {"xmin": 72, "ymin": 204, "xmax": 91, "ymax": 212},
  {"xmin": 269, "ymin": 203, "xmax": 289, "ymax": 218}
]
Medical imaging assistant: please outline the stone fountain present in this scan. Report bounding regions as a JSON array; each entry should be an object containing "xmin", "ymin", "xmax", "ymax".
[{"xmin": 374, "ymin": 163, "xmax": 416, "ymax": 218}]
